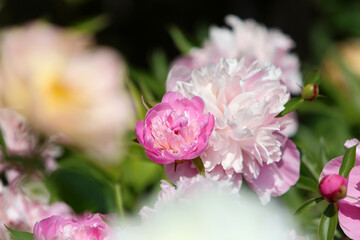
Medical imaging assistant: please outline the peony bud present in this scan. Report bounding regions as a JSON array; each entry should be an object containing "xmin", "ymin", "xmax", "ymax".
[
  {"xmin": 301, "ymin": 83, "xmax": 319, "ymax": 101},
  {"xmin": 319, "ymin": 174, "xmax": 347, "ymax": 202}
]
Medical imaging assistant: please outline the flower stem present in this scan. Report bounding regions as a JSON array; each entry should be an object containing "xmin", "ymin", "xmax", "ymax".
[{"xmin": 114, "ymin": 183, "xmax": 124, "ymax": 218}]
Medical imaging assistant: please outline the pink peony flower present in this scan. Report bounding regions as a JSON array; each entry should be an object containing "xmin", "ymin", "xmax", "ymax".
[
  {"xmin": 33, "ymin": 213, "xmax": 111, "ymax": 240},
  {"xmin": 165, "ymin": 58, "xmax": 300, "ymax": 204},
  {"xmin": 319, "ymin": 139, "xmax": 360, "ymax": 240},
  {"xmin": 319, "ymin": 174, "xmax": 347, "ymax": 202},
  {"xmin": 135, "ymin": 91, "xmax": 214, "ymax": 164},
  {"xmin": 169, "ymin": 15, "xmax": 302, "ymax": 94},
  {"xmin": 0, "ymin": 180, "xmax": 72, "ymax": 239},
  {"xmin": 0, "ymin": 22, "xmax": 134, "ymax": 161}
]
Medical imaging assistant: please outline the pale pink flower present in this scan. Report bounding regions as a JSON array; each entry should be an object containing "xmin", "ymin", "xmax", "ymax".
[
  {"xmin": 169, "ymin": 15, "xmax": 302, "ymax": 94},
  {"xmin": 319, "ymin": 139, "xmax": 360, "ymax": 240},
  {"xmin": 33, "ymin": 213, "xmax": 111, "ymax": 240},
  {"xmin": 0, "ymin": 180, "xmax": 72, "ymax": 239},
  {"xmin": 166, "ymin": 58, "xmax": 300, "ymax": 204},
  {"xmin": 135, "ymin": 91, "xmax": 214, "ymax": 164},
  {"xmin": 139, "ymin": 175, "xmax": 238, "ymax": 221},
  {"xmin": 0, "ymin": 22, "xmax": 134, "ymax": 161}
]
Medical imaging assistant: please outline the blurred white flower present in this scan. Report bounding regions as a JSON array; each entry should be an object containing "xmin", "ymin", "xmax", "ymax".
[
  {"xmin": 170, "ymin": 15, "xmax": 302, "ymax": 94},
  {"xmin": 0, "ymin": 22, "xmax": 134, "ymax": 161},
  {"xmin": 116, "ymin": 176, "xmax": 297, "ymax": 240}
]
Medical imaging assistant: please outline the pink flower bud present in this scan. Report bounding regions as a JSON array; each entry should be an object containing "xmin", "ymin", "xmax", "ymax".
[
  {"xmin": 135, "ymin": 91, "xmax": 215, "ymax": 164},
  {"xmin": 319, "ymin": 174, "xmax": 347, "ymax": 202}
]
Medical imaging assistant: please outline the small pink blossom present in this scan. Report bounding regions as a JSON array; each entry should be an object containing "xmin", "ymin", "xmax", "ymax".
[
  {"xmin": 33, "ymin": 213, "xmax": 111, "ymax": 240},
  {"xmin": 135, "ymin": 91, "xmax": 214, "ymax": 164},
  {"xmin": 0, "ymin": 180, "xmax": 72, "ymax": 239},
  {"xmin": 165, "ymin": 58, "xmax": 300, "ymax": 204},
  {"xmin": 319, "ymin": 174, "xmax": 347, "ymax": 202},
  {"xmin": 319, "ymin": 139, "xmax": 360, "ymax": 240}
]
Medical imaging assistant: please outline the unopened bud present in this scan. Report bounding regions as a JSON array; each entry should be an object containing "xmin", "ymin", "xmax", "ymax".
[
  {"xmin": 319, "ymin": 174, "xmax": 347, "ymax": 202},
  {"xmin": 302, "ymin": 83, "xmax": 319, "ymax": 101}
]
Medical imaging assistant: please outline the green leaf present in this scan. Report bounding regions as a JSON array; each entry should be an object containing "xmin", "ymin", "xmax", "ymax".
[
  {"xmin": 192, "ymin": 157, "xmax": 205, "ymax": 176},
  {"xmin": 304, "ymin": 71, "xmax": 321, "ymax": 85},
  {"xmin": 339, "ymin": 143, "xmax": 358, "ymax": 178},
  {"xmin": 168, "ymin": 26, "xmax": 195, "ymax": 54},
  {"xmin": 295, "ymin": 175, "xmax": 319, "ymax": 192},
  {"xmin": 5, "ymin": 226, "xmax": 33, "ymax": 240},
  {"xmin": 0, "ymin": 127, "xmax": 8, "ymax": 157},
  {"xmin": 150, "ymin": 49, "xmax": 169, "ymax": 82},
  {"xmin": 276, "ymin": 97, "xmax": 304, "ymax": 117},
  {"xmin": 71, "ymin": 15, "xmax": 109, "ymax": 34},
  {"xmin": 295, "ymin": 197, "xmax": 324, "ymax": 215},
  {"xmin": 319, "ymin": 204, "xmax": 338, "ymax": 240}
]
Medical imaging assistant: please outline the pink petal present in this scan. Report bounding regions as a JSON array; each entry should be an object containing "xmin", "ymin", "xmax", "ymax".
[
  {"xmin": 246, "ymin": 139, "xmax": 300, "ymax": 204},
  {"xmin": 341, "ymin": 167, "xmax": 360, "ymax": 206},
  {"xmin": 165, "ymin": 65, "xmax": 192, "ymax": 92},
  {"xmin": 338, "ymin": 203, "xmax": 360, "ymax": 240},
  {"xmin": 164, "ymin": 161, "xmax": 198, "ymax": 183}
]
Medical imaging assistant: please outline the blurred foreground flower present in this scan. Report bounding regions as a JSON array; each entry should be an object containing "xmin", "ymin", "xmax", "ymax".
[
  {"xmin": 319, "ymin": 139, "xmax": 360, "ymax": 240},
  {"xmin": 117, "ymin": 175, "xmax": 299, "ymax": 240},
  {"xmin": 170, "ymin": 15, "xmax": 302, "ymax": 94},
  {"xmin": 33, "ymin": 213, "xmax": 111, "ymax": 240},
  {"xmin": 135, "ymin": 91, "xmax": 214, "ymax": 164},
  {"xmin": 0, "ymin": 179, "xmax": 72, "ymax": 239},
  {"xmin": 165, "ymin": 58, "xmax": 300, "ymax": 204},
  {"xmin": 0, "ymin": 22, "xmax": 134, "ymax": 161}
]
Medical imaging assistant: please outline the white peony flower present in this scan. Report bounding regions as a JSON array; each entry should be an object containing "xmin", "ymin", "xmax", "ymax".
[{"xmin": 166, "ymin": 58, "xmax": 300, "ymax": 204}]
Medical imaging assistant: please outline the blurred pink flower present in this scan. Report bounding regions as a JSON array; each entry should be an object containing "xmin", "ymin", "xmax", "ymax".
[
  {"xmin": 33, "ymin": 213, "xmax": 111, "ymax": 240},
  {"xmin": 0, "ymin": 180, "xmax": 72, "ymax": 239},
  {"xmin": 0, "ymin": 22, "xmax": 134, "ymax": 161},
  {"xmin": 169, "ymin": 15, "xmax": 302, "ymax": 94},
  {"xmin": 0, "ymin": 108, "xmax": 60, "ymax": 178},
  {"xmin": 319, "ymin": 139, "xmax": 360, "ymax": 240},
  {"xmin": 135, "ymin": 91, "xmax": 214, "ymax": 164},
  {"xmin": 165, "ymin": 58, "xmax": 300, "ymax": 204}
]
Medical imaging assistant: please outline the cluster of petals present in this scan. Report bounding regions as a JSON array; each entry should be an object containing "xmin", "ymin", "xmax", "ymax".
[
  {"xmin": 170, "ymin": 15, "xmax": 302, "ymax": 94},
  {"xmin": 135, "ymin": 91, "xmax": 214, "ymax": 164},
  {"xmin": 33, "ymin": 213, "xmax": 111, "ymax": 240},
  {"xmin": 0, "ymin": 22, "xmax": 134, "ymax": 160},
  {"xmin": 166, "ymin": 58, "xmax": 300, "ymax": 204},
  {"xmin": 0, "ymin": 108, "xmax": 60, "ymax": 178},
  {"xmin": 0, "ymin": 180, "xmax": 72, "ymax": 239},
  {"xmin": 319, "ymin": 138, "xmax": 360, "ymax": 240}
]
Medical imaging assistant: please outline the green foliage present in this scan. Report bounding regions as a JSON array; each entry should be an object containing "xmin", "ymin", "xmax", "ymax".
[
  {"xmin": 295, "ymin": 197, "xmax": 324, "ymax": 215},
  {"xmin": 168, "ymin": 26, "xmax": 195, "ymax": 54},
  {"xmin": 277, "ymin": 97, "xmax": 304, "ymax": 117},
  {"xmin": 5, "ymin": 226, "xmax": 33, "ymax": 240},
  {"xmin": 339, "ymin": 144, "xmax": 357, "ymax": 178},
  {"xmin": 318, "ymin": 204, "xmax": 338, "ymax": 240}
]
